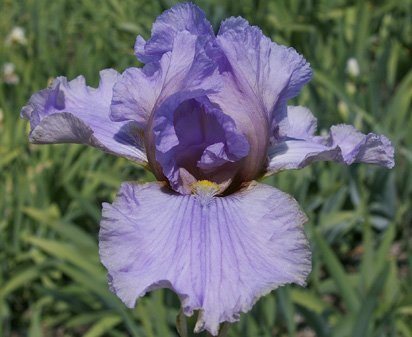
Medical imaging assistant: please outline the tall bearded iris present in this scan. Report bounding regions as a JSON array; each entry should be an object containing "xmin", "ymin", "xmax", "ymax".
[{"xmin": 21, "ymin": 3, "xmax": 394, "ymax": 335}]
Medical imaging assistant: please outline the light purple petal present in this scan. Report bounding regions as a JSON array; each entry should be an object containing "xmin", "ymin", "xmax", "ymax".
[
  {"xmin": 120, "ymin": 30, "xmax": 233, "ymax": 187},
  {"xmin": 21, "ymin": 69, "xmax": 147, "ymax": 163},
  {"xmin": 276, "ymin": 105, "xmax": 317, "ymax": 140},
  {"xmin": 99, "ymin": 181, "xmax": 311, "ymax": 335},
  {"xmin": 109, "ymin": 66, "xmax": 162, "ymax": 127},
  {"xmin": 208, "ymin": 73, "xmax": 269, "ymax": 183},
  {"xmin": 134, "ymin": 3, "xmax": 214, "ymax": 64},
  {"xmin": 207, "ymin": 17, "xmax": 312, "ymax": 182},
  {"xmin": 111, "ymin": 30, "xmax": 220, "ymax": 127},
  {"xmin": 216, "ymin": 17, "xmax": 312, "ymax": 123},
  {"xmin": 267, "ymin": 106, "xmax": 395, "ymax": 172}
]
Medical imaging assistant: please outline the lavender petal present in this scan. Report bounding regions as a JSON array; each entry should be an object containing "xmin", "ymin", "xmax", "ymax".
[
  {"xmin": 134, "ymin": 3, "xmax": 214, "ymax": 64},
  {"xmin": 216, "ymin": 17, "xmax": 312, "ymax": 125},
  {"xmin": 21, "ymin": 69, "xmax": 147, "ymax": 163},
  {"xmin": 111, "ymin": 30, "xmax": 220, "ymax": 126},
  {"xmin": 99, "ymin": 181, "xmax": 311, "ymax": 336},
  {"xmin": 267, "ymin": 106, "xmax": 395, "ymax": 172},
  {"xmin": 208, "ymin": 17, "xmax": 312, "ymax": 182}
]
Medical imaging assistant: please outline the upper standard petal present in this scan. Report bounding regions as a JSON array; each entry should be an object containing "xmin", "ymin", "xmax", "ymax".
[
  {"xmin": 111, "ymin": 31, "xmax": 220, "ymax": 128},
  {"xmin": 99, "ymin": 181, "xmax": 310, "ymax": 335},
  {"xmin": 216, "ymin": 17, "xmax": 312, "ymax": 125},
  {"xmin": 134, "ymin": 3, "xmax": 214, "ymax": 64},
  {"xmin": 110, "ymin": 65, "xmax": 163, "ymax": 127},
  {"xmin": 126, "ymin": 31, "xmax": 229, "ymax": 187},
  {"xmin": 209, "ymin": 17, "xmax": 312, "ymax": 183},
  {"xmin": 21, "ymin": 69, "xmax": 147, "ymax": 163}
]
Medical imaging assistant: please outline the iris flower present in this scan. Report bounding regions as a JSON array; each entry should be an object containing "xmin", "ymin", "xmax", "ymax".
[{"xmin": 21, "ymin": 3, "xmax": 394, "ymax": 335}]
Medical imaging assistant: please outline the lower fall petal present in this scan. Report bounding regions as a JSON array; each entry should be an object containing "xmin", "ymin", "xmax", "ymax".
[
  {"xmin": 21, "ymin": 69, "xmax": 147, "ymax": 163},
  {"xmin": 267, "ymin": 106, "xmax": 395, "ymax": 173},
  {"xmin": 99, "ymin": 182, "xmax": 311, "ymax": 335}
]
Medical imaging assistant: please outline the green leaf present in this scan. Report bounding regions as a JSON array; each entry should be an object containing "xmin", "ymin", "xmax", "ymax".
[
  {"xmin": 277, "ymin": 287, "xmax": 296, "ymax": 337},
  {"xmin": 312, "ymin": 228, "xmax": 360, "ymax": 313},
  {"xmin": 83, "ymin": 314, "xmax": 122, "ymax": 337},
  {"xmin": 23, "ymin": 236, "xmax": 101, "ymax": 277},
  {"xmin": 0, "ymin": 265, "xmax": 45, "ymax": 298},
  {"xmin": 351, "ymin": 266, "xmax": 389, "ymax": 337},
  {"xmin": 290, "ymin": 289, "xmax": 329, "ymax": 314}
]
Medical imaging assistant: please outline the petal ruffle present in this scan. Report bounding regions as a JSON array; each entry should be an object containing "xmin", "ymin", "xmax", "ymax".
[
  {"xmin": 99, "ymin": 181, "xmax": 311, "ymax": 335},
  {"xmin": 21, "ymin": 69, "xmax": 146, "ymax": 163},
  {"xmin": 134, "ymin": 2, "xmax": 214, "ymax": 64},
  {"xmin": 267, "ymin": 106, "xmax": 395, "ymax": 173}
]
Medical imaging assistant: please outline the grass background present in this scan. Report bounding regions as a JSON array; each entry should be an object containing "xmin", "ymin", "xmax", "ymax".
[{"xmin": 0, "ymin": 0, "xmax": 411, "ymax": 336}]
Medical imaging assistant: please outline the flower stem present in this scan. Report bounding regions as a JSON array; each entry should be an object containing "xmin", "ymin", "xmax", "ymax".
[
  {"xmin": 218, "ymin": 323, "xmax": 231, "ymax": 337},
  {"xmin": 176, "ymin": 309, "xmax": 188, "ymax": 337},
  {"xmin": 206, "ymin": 323, "xmax": 231, "ymax": 337}
]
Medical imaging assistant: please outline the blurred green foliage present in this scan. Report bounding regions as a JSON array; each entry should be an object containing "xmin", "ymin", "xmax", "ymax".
[{"xmin": 0, "ymin": 0, "xmax": 411, "ymax": 336}]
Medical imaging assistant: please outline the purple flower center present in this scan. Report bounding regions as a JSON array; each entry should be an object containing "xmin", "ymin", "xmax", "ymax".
[{"xmin": 150, "ymin": 96, "xmax": 250, "ymax": 194}]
